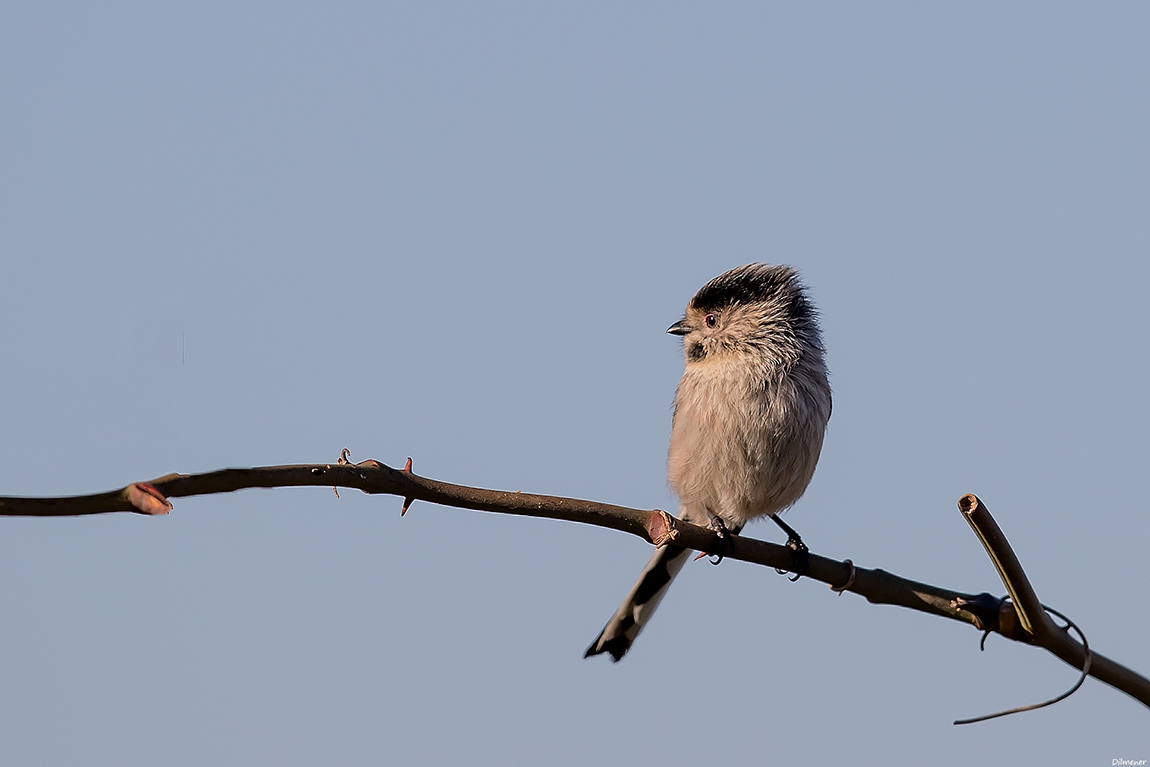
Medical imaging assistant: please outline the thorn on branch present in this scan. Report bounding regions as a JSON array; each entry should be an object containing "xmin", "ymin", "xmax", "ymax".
[
  {"xmin": 332, "ymin": 448, "xmax": 353, "ymax": 496},
  {"xmin": 400, "ymin": 457, "xmax": 414, "ymax": 516}
]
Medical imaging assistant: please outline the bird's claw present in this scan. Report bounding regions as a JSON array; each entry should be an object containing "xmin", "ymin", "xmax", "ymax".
[
  {"xmin": 782, "ymin": 534, "xmax": 809, "ymax": 581},
  {"xmin": 770, "ymin": 514, "xmax": 809, "ymax": 581},
  {"xmin": 706, "ymin": 514, "xmax": 733, "ymax": 565}
]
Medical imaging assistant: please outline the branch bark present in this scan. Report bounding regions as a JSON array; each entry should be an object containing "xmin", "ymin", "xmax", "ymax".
[{"xmin": 2, "ymin": 457, "xmax": 1147, "ymax": 713}]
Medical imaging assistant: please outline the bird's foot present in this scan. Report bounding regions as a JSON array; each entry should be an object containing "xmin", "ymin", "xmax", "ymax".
[
  {"xmin": 704, "ymin": 513, "xmax": 733, "ymax": 565},
  {"xmin": 771, "ymin": 514, "xmax": 809, "ymax": 581},
  {"xmin": 782, "ymin": 534, "xmax": 809, "ymax": 581}
]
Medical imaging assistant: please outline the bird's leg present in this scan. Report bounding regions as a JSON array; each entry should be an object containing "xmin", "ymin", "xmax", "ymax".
[
  {"xmin": 770, "ymin": 514, "xmax": 809, "ymax": 581},
  {"xmin": 704, "ymin": 512, "xmax": 734, "ymax": 565}
]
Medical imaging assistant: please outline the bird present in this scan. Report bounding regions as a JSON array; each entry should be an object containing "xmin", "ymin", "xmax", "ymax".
[{"xmin": 585, "ymin": 263, "xmax": 832, "ymax": 662}]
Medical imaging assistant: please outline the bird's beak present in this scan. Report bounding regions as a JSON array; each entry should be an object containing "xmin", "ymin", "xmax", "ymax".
[{"xmin": 667, "ymin": 318, "xmax": 691, "ymax": 335}]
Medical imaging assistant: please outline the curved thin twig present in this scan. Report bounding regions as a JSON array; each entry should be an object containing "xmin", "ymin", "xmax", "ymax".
[{"xmin": 954, "ymin": 603, "xmax": 1092, "ymax": 724}]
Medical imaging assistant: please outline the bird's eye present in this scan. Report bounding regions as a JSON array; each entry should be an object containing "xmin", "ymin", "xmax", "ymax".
[{"xmin": 705, "ymin": 314, "xmax": 717, "ymax": 328}]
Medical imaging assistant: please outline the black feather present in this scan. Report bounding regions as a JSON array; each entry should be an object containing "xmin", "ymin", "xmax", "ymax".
[{"xmin": 690, "ymin": 263, "xmax": 814, "ymax": 325}]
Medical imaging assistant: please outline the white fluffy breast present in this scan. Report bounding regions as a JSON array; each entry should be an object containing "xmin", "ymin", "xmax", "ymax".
[{"xmin": 667, "ymin": 354, "xmax": 830, "ymax": 528}]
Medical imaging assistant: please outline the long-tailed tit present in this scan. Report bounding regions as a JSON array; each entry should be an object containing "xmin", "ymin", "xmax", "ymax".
[{"xmin": 586, "ymin": 263, "xmax": 832, "ymax": 661}]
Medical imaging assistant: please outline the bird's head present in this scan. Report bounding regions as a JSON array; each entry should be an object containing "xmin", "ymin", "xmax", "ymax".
[{"xmin": 668, "ymin": 263, "xmax": 822, "ymax": 368}]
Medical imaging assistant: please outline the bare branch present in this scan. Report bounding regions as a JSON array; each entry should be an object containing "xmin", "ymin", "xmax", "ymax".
[{"xmin": 2, "ymin": 458, "xmax": 1147, "ymax": 713}]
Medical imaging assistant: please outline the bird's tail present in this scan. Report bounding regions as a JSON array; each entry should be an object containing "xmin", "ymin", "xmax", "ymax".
[{"xmin": 584, "ymin": 543, "xmax": 693, "ymax": 661}]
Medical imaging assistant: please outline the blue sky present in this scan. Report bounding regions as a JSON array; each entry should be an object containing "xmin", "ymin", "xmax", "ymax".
[{"xmin": 1, "ymin": 3, "xmax": 1148, "ymax": 764}]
